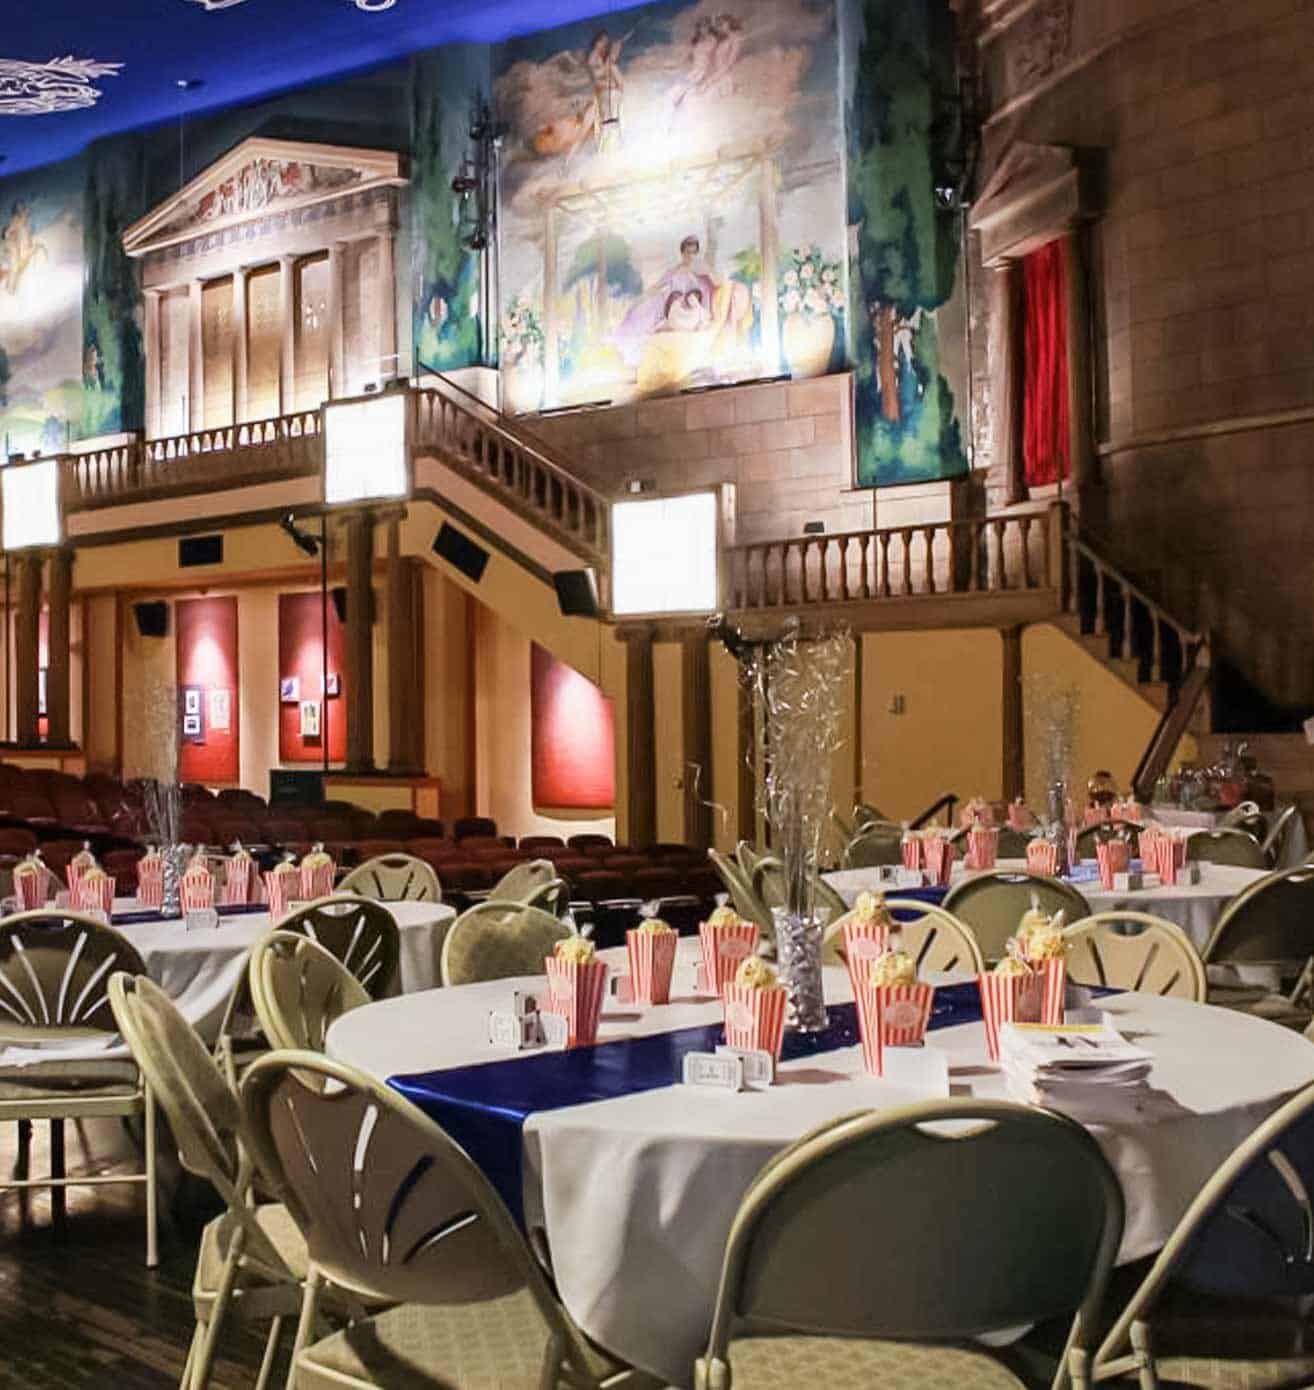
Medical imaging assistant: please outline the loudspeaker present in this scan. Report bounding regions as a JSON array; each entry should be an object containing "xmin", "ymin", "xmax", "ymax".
[
  {"xmin": 133, "ymin": 601, "xmax": 168, "ymax": 638},
  {"xmin": 432, "ymin": 523, "xmax": 490, "ymax": 583},
  {"xmin": 331, "ymin": 586, "xmax": 348, "ymax": 624},
  {"xmin": 269, "ymin": 769, "xmax": 324, "ymax": 808},
  {"xmin": 179, "ymin": 534, "xmax": 223, "ymax": 567},
  {"xmin": 553, "ymin": 569, "xmax": 601, "ymax": 618}
]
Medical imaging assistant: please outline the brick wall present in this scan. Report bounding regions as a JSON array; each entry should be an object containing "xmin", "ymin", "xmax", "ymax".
[
  {"xmin": 979, "ymin": 0, "xmax": 1314, "ymax": 717},
  {"xmin": 530, "ymin": 374, "xmax": 871, "ymax": 545}
]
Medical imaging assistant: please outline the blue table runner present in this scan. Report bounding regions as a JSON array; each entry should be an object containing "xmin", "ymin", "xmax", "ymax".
[
  {"xmin": 391, "ymin": 980, "xmax": 990, "ymax": 1224},
  {"xmin": 111, "ymin": 902, "xmax": 269, "ymax": 926}
]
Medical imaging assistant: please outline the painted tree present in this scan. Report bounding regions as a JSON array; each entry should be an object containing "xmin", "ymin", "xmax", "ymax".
[{"xmin": 847, "ymin": 0, "xmax": 966, "ymax": 484}]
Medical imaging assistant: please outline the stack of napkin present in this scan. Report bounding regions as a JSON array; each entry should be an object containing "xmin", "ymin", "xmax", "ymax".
[{"xmin": 999, "ymin": 1020, "xmax": 1153, "ymax": 1121}]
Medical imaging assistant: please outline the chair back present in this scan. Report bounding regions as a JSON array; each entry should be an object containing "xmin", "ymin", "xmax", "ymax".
[
  {"xmin": 734, "ymin": 841, "xmax": 764, "ymax": 878},
  {"xmin": 1185, "ymin": 828, "xmax": 1267, "ymax": 869},
  {"xmin": 708, "ymin": 850, "xmax": 773, "ymax": 935},
  {"xmin": 1261, "ymin": 804, "xmax": 1299, "ymax": 864},
  {"xmin": 440, "ymin": 901, "xmax": 572, "ymax": 986},
  {"xmin": 489, "ymin": 859, "xmax": 557, "ymax": 904},
  {"xmin": 523, "ymin": 876, "xmax": 568, "ymax": 917},
  {"xmin": 1204, "ymin": 866, "xmax": 1314, "ymax": 965},
  {"xmin": 339, "ymin": 854, "xmax": 441, "ymax": 904},
  {"xmin": 1074, "ymin": 821, "xmax": 1142, "ymax": 857},
  {"xmin": 277, "ymin": 895, "xmax": 400, "ymax": 999},
  {"xmin": 824, "ymin": 899, "xmax": 984, "ymax": 975},
  {"xmin": 0, "ymin": 909, "xmax": 147, "ymax": 1040},
  {"xmin": 1065, "ymin": 912, "xmax": 1206, "ymax": 1001},
  {"xmin": 701, "ymin": 1101, "xmax": 1123, "ymax": 1368},
  {"xmin": 249, "ymin": 931, "xmax": 370, "ymax": 1052},
  {"xmin": 941, "ymin": 873, "xmax": 1091, "ymax": 963},
  {"xmin": 751, "ymin": 857, "xmax": 847, "ymax": 925},
  {"xmin": 841, "ymin": 826, "xmax": 902, "ymax": 870},
  {"xmin": 1221, "ymin": 800, "xmax": 1262, "ymax": 830},
  {"xmin": 995, "ymin": 826, "xmax": 1034, "ymax": 859},
  {"xmin": 240, "ymin": 1052, "xmax": 573, "ymax": 1329}
]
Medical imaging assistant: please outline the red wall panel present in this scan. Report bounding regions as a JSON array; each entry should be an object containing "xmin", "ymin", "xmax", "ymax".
[
  {"xmin": 530, "ymin": 643, "xmax": 615, "ymax": 810},
  {"xmin": 278, "ymin": 591, "xmax": 347, "ymax": 764},
  {"xmin": 176, "ymin": 596, "xmax": 240, "ymax": 784}
]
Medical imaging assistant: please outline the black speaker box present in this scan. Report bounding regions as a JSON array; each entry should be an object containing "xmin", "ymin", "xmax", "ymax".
[
  {"xmin": 553, "ymin": 569, "xmax": 601, "ymax": 618},
  {"xmin": 133, "ymin": 601, "xmax": 168, "ymax": 638},
  {"xmin": 179, "ymin": 534, "xmax": 223, "ymax": 567},
  {"xmin": 432, "ymin": 523, "xmax": 490, "ymax": 583}
]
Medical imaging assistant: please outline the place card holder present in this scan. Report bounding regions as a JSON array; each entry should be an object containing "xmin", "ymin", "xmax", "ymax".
[
  {"xmin": 716, "ymin": 1044, "xmax": 775, "ymax": 1090},
  {"xmin": 488, "ymin": 1010, "xmax": 541, "ymax": 1050},
  {"xmin": 184, "ymin": 907, "xmax": 220, "ymax": 932},
  {"xmin": 682, "ymin": 1051, "xmax": 744, "ymax": 1091},
  {"xmin": 1111, "ymin": 871, "xmax": 1143, "ymax": 891},
  {"xmin": 609, "ymin": 973, "xmax": 635, "ymax": 1004}
]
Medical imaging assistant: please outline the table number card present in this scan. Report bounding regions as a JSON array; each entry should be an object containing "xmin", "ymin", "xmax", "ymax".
[
  {"xmin": 717, "ymin": 1044, "xmax": 775, "ymax": 1090},
  {"xmin": 538, "ymin": 1011, "xmax": 569, "ymax": 1048},
  {"xmin": 682, "ymin": 1051, "xmax": 744, "ymax": 1091},
  {"xmin": 1111, "ymin": 871, "xmax": 1143, "ymax": 891},
  {"xmin": 184, "ymin": 908, "xmax": 219, "ymax": 932},
  {"xmin": 610, "ymin": 974, "xmax": 635, "ymax": 1004},
  {"xmin": 488, "ymin": 1010, "xmax": 541, "ymax": 1050}
]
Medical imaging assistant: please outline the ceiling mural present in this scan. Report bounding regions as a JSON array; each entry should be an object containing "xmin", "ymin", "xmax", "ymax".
[{"xmin": 0, "ymin": 56, "xmax": 122, "ymax": 116}]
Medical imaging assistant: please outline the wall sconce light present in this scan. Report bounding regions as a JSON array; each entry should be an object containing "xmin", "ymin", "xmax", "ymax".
[{"xmin": 280, "ymin": 513, "xmax": 321, "ymax": 558}]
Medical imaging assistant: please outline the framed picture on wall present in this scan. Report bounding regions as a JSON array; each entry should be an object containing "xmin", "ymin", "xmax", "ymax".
[
  {"xmin": 299, "ymin": 700, "xmax": 321, "ymax": 738},
  {"xmin": 209, "ymin": 688, "xmax": 231, "ymax": 732},
  {"xmin": 325, "ymin": 672, "xmax": 341, "ymax": 698},
  {"xmin": 280, "ymin": 676, "xmax": 300, "ymax": 704},
  {"xmin": 182, "ymin": 713, "xmax": 203, "ymax": 742},
  {"xmin": 37, "ymin": 668, "xmax": 47, "ymax": 717},
  {"xmin": 184, "ymin": 687, "xmax": 203, "ymax": 717}
]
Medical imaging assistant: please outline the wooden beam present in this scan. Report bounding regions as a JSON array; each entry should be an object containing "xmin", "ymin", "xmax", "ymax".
[
  {"xmin": 46, "ymin": 550, "xmax": 72, "ymax": 749},
  {"xmin": 1001, "ymin": 624, "xmax": 1024, "ymax": 801},
  {"xmin": 680, "ymin": 634, "xmax": 712, "ymax": 849},
  {"xmin": 623, "ymin": 627, "xmax": 656, "ymax": 848}
]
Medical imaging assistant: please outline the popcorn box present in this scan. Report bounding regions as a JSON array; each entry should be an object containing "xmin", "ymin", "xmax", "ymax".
[
  {"xmin": 1083, "ymin": 806, "xmax": 1109, "ymax": 827},
  {"xmin": 300, "ymin": 862, "xmax": 336, "ymax": 902},
  {"xmin": 137, "ymin": 860, "xmax": 163, "ymax": 909},
  {"xmin": 977, "ymin": 971, "xmax": 1045, "ymax": 1061},
  {"xmin": 265, "ymin": 869, "xmax": 296, "ymax": 921},
  {"xmin": 1154, "ymin": 835, "xmax": 1186, "ymax": 886},
  {"xmin": 875, "ymin": 982, "xmax": 935, "ymax": 1046},
  {"xmin": 1007, "ymin": 801, "xmax": 1032, "ymax": 832},
  {"xmin": 181, "ymin": 867, "xmax": 215, "ymax": 913},
  {"xmin": 721, "ymin": 983, "xmax": 788, "ymax": 1061},
  {"xmin": 544, "ymin": 957, "xmax": 609, "ymax": 1047},
  {"xmin": 840, "ymin": 920, "xmax": 892, "ymax": 996},
  {"xmin": 1034, "ymin": 956, "xmax": 1067, "ymax": 1026},
  {"xmin": 1096, "ymin": 839, "xmax": 1130, "ymax": 890},
  {"xmin": 14, "ymin": 868, "xmax": 46, "ymax": 911},
  {"xmin": 1027, "ymin": 840, "xmax": 1059, "ymax": 877},
  {"xmin": 900, "ymin": 835, "xmax": 923, "ymax": 872},
  {"xmin": 626, "ymin": 928, "xmax": 678, "ymax": 1006},
  {"xmin": 74, "ymin": 875, "xmax": 114, "ymax": 918},
  {"xmin": 222, "ymin": 855, "xmax": 253, "ymax": 907},
  {"xmin": 966, "ymin": 826, "xmax": 999, "ymax": 872},
  {"xmin": 851, "ymin": 981, "xmax": 885, "ymax": 1077},
  {"xmin": 1067, "ymin": 826, "xmax": 1081, "ymax": 869},
  {"xmin": 923, "ymin": 837, "xmax": 956, "ymax": 887},
  {"xmin": 698, "ymin": 921, "xmax": 759, "ymax": 997}
]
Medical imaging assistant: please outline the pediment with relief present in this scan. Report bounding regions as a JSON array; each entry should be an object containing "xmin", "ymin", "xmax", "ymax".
[
  {"xmin": 124, "ymin": 136, "xmax": 407, "ymax": 258},
  {"xmin": 970, "ymin": 141, "xmax": 1095, "ymax": 265}
]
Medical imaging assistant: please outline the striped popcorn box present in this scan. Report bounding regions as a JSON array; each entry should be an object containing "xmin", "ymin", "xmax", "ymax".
[
  {"xmin": 222, "ymin": 854, "xmax": 253, "ymax": 906},
  {"xmin": 1034, "ymin": 956, "xmax": 1066, "ymax": 1026},
  {"xmin": 1026, "ymin": 839, "xmax": 1058, "ymax": 876},
  {"xmin": 75, "ymin": 874, "xmax": 114, "ymax": 918},
  {"xmin": 977, "ymin": 971, "xmax": 1042, "ymax": 1062},
  {"xmin": 923, "ymin": 837, "xmax": 956, "ymax": 886},
  {"xmin": 876, "ymin": 982, "xmax": 936, "ymax": 1046},
  {"xmin": 265, "ymin": 868, "xmax": 297, "ymax": 921},
  {"xmin": 698, "ymin": 921, "xmax": 759, "ymax": 996},
  {"xmin": 1083, "ymin": 806, "xmax": 1108, "ymax": 827},
  {"xmin": 137, "ymin": 862, "xmax": 164, "ymax": 909},
  {"xmin": 181, "ymin": 866, "xmax": 215, "ymax": 913},
  {"xmin": 840, "ymin": 921, "xmax": 891, "ymax": 995},
  {"xmin": 1007, "ymin": 800, "xmax": 1032, "ymax": 831},
  {"xmin": 852, "ymin": 981, "xmax": 886, "ymax": 1076},
  {"xmin": 1155, "ymin": 835, "xmax": 1186, "ymax": 886},
  {"xmin": 544, "ymin": 957, "xmax": 609, "ymax": 1047},
  {"xmin": 300, "ymin": 862, "xmax": 336, "ymax": 901},
  {"xmin": 1095, "ymin": 839, "xmax": 1130, "ymax": 889},
  {"xmin": 966, "ymin": 826, "xmax": 998, "ymax": 872},
  {"xmin": 14, "ymin": 864, "xmax": 46, "ymax": 910},
  {"xmin": 1067, "ymin": 826, "xmax": 1081, "ymax": 868},
  {"xmin": 626, "ymin": 928, "xmax": 678, "ymax": 1006},
  {"xmin": 722, "ymin": 983, "xmax": 788, "ymax": 1061},
  {"xmin": 900, "ymin": 834, "xmax": 923, "ymax": 871}
]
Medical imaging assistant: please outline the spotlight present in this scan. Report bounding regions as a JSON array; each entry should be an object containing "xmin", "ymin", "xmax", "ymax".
[{"xmin": 280, "ymin": 513, "xmax": 320, "ymax": 558}]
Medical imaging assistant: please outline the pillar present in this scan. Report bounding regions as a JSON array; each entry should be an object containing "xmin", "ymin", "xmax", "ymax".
[
  {"xmin": 279, "ymin": 255, "xmax": 297, "ymax": 415},
  {"xmin": 623, "ymin": 627, "xmax": 656, "ymax": 848},
  {"xmin": 144, "ymin": 289, "xmax": 162, "ymax": 440},
  {"xmin": 736, "ymin": 659, "xmax": 757, "ymax": 845},
  {"xmin": 232, "ymin": 266, "xmax": 249, "ymax": 425},
  {"xmin": 680, "ymin": 635, "xmax": 712, "ymax": 849},
  {"xmin": 386, "ymin": 514, "xmax": 421, "ymax": 774},
  {"xmin": 328, "ymin": 240, "xmax": 346, "ymax": 399},
  {"xmin": 376, "ymin": 229, "xmax": 397, "ymax": 384},
  {"xmin": 1061, "ymin": 229, "xmax": 1094, "ymax": 500},
  {"xmin": 344, "ymin": 510, "xmax": 376, "ymax": 773},
  {"xmin": 187, "ymin": 280, "xmax": 204, "ymax": 433},
  {"xmin": 15, "ymin": 554, "xmax": 41, "ymax": 748},
  {"xmin": 989, "ymin": 262, "xmax": 1026, "ymax": 506},
  {"xmin": 1001, "ymin": 624, "xmax": 1023, "ymax": 802},
  {"xmin": 46, "ymin": 550, "xmax": 72, "ymax": 748}
]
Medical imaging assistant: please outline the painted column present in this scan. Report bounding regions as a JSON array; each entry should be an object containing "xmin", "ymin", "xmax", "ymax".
[
  {"xmin": 989, "ymin": 262, "xmax": 1026, "ymax": 506},
  {"xmin": 622, "ymin": 626, "xmax": 656, "ymax": 849},
  {"xmin": 144, "ymin": 289, "xmax": 162, "ymax": 440},
  {"xmin": 758, "ymin": 156, "xmax": 781, "ymax": 374},
  {"xmin": 1061, "ymin": 229, "xmax": 1094, "ymax": 501},
  {"xmin": 680, "ymin": 635, "xmax": 712, "ymax": 849},
  {"xmin": 328, "ymin": 240, "xmax": 347, "ymax": 399},
  {"xmin": 15, "ymin": 554, "xmax": 41, "ymax": 748},
  {"xmin": 232, "ymin": 266, "xmax": 249, "ymax": 425},
  {"xmin": 344, "ymin": 510, "xmax": 376, "ymax": 773},
  {"xmin": 386, "ymin": 514, "xmax": 420, "ymax": 773},
  {"xmin": 188, "ymin": 279, "xmax": 204, "ymax": 433},
  {"xmin": 279, "ymin": 255, "xmax": 297, "ymax": 415},
  {"xmin": 376, "ymin": 228, "xmax": 398, "ymax": 385},
  {"xmin": 46, "ymin": 550, "xmax": 72, "ymax": 748}
]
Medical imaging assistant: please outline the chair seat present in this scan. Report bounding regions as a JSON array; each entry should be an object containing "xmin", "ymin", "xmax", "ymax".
[
  {"xmin": 195, "ymin": 1202, "xmax": 308, "ymax": 1301},
  {"xmin": 0, "ymin": 1055, "xmax": 140, "ymax": 1110},
  {"xmin": 716, "ymin": 1335, "xmax": 1029, "ymax": 1389},
  {"xmin": 296, "ymin": 1292, "xmax": 557, "ymax": 1389}
]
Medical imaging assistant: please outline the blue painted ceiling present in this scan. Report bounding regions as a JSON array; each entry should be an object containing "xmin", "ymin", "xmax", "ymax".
[{"xmin": 1, "ymin": 0, "xmax": 640, "ymax": 177}]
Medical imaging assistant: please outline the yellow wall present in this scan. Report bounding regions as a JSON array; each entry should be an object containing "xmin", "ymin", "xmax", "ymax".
[
  {"xmin": 709, "ymin": 642, "xmax": 744, "ymax": 852},
  {"xmin": 83, "ymin": 593, "xmax": 119, "ymax": 771},
  {"xmin": 653, "ymin": 642, "xmax": 684, "ymax": 844},
  {"xmin": 236, "ymin": 589, "xmax": 279, "ymax": 795}
]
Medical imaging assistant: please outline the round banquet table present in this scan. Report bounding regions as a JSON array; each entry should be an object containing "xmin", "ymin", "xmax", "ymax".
[
  {"xmin": 107, "ymin": 897, "xmax": 456, "ymax": 1040},
  {"xmin": 1149, "ymin": 805, "xmax": 1309, "ymax": 868},
  {"xmin": 327, "ymin": 938, "xmax": 1314, "ymax": 1388},
  {"xmin": 825, "ymin": 859, "xmax": 1269, "ymax": 951}
]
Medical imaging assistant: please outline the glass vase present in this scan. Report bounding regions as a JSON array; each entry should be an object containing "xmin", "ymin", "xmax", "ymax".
[
  {"xmin": 162, "ymin": 844, "xmax": 186, "ymax": 919},
  {"xmin": 773, "ymin": 907, "xmax": 828, "ymax": 1033}
]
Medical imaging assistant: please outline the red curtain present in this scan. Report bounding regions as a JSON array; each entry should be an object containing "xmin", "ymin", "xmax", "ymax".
[{"xmin": 1022, "ymin": 240, "xmax": 1071, "ymax": 488}]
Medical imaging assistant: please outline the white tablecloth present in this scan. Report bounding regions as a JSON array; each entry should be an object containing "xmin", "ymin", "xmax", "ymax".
[
  {"xmin": 825, "ymin": 860, "xmax": 1269, "ymax": 951},
  {"xmin": 1149, "ymin": 805, "xmax": 1309, "ymax": 868},
  {"xmin": 327, "ymin": 939, "xmax": 1314, "ymax": 1387}
]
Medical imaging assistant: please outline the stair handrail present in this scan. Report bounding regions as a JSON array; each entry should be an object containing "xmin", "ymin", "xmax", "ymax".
[{"xmin": 911, "ymin": 793, "xmax": 959, "ymax": 830}]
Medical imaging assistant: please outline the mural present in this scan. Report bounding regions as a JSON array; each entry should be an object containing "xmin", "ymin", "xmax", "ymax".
[
  {"xmin": 0, "ymin": 162, "xmax": 85, "ymax": 457},
  {"xmin": 493, "ymin": 0, "xmax": 847, "ymax": 412},
  {"xmin": 846, "ymin": 0, "xmax": 968, "ymax": 486},
  {"xmin": 411, "ymin": 45, "xmax": 487, "ymax": 375}
]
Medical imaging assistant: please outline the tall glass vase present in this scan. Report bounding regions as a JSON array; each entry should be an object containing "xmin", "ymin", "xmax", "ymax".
[
  {"xmin": 773, "ymin": 907, "xmax": 828, "ymax": 1033},
  {"xmin": 162, "ymin": 845, "xmax": 186, "ymax": 919}
]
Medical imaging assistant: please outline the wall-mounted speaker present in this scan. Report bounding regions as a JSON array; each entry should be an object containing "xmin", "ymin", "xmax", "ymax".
[
  {"xmin": 331, "ymin": 586, "xmax": 348, "ymax": 624},
  {"xmin": 553, "ymin": 569, "xmax": 601, "ymax": 618},
  {"xmin": 179, "ymin": 534, "xmax": 223, "ymax": 567},
  {"xmin": 432, "ymin": 523, "xmax": 490, "ymax": 583},
  {"xmin": 133, "ymin": 601, "xmax": 169, "ymax": 638}
]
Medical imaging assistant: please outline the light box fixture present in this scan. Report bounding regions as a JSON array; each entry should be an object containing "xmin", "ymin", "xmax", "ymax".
[
  {"xmin": 323, "ymin": 390, "xmax": 410, "ymax": 507},
  {"xmin": 610, "ymin": 491, "xmax": 720, "ymax": 618},
  {"xmin": 1, "ymin": 457, "xmax": 62, "ymax": 551}
]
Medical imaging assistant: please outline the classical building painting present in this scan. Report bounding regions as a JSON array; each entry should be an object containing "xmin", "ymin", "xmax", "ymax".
[
  {"xmin": 493, "ymin": 0, "xmax": 846, "ymax": 413},
  {"xmin": 0, "ymin": 162, "xmax": 85, "ymax": 456}
]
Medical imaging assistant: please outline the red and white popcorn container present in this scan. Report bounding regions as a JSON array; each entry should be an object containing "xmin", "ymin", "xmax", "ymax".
[
  {"xmin": 300, "ymin": 860, "xmax": 336, "ymax": 902},
  {"xmin": 137, "ymin": 859, "xmax": 164, "ymax": 909},
  {"xmin": 977, "ymin": 970, "xmax": 1046, "ymax": 1061},
  {"xmin": 1095, "ymin": 839, "xmax": 1130, "ymax": 889},
  {"xmin": 923, "ymin": 837, "xmax": 956, "ymax": 887},
  {"xmin": 840, "ymin": 920, "xmax": 892, "ymax": 995},
  {"xmin": 722, "ymin": 982, "xmax": 788, "ymax": 1060},
  {"xmin": 626, "ymin": 928, "xmax": 678, "ymax": 1006},
  {"xmin": 875, "ymin": 982, "xmax": 936, "ymax": 1046},
  {"xmin": 181, "ymin": 865, "xmax": 215, "ymax": 912},
  {"xmin": 222, "ymin": 854, "xmax": 253, "ymax": 906},
  {"xmin": 67, "ymin": 845, "xmax": 96, "ymax": 901},
  {"xmin": 1083, "ymin": 805, "xmax": 1109, "ymax": 828},
  {"xmin": 75, "ymin": 874, "xmax": 114, "ymax": 919},
  {"xmin": 1026, "ymin": 839, "xmax": 1059, "ymax": 877},
  {"xmin": 544, "ymin": 956, "xmax": 609, "ymax": 1047},
  {"xmin": 1032, "ymin": 956, "xmax": 1067, "ymax": 1026},
  {"xmin": 852, "ymin": 981, "xmax": 886, "ymax": 1077},
  {"xmin": 900, "ymin": 832, "xmax": 923, "ymax": 872},
  {"xmin": 698, "ymin": 921, "xmax": 759, "ymax": 997},
  {"xmin": 1154, "ymin": 834, "xmax": 1186, "ymax": 886},
  {"xmin": 1007, "ymin": 799, "xmax": 1032, "ymax": 831},
  {"xmin": 966, "ymin": 826, "xmax": 999, "ymax": 872},
  {"xmin": 265, "ymin": 867, "xmax": 297, "ymax": 921},
  {"xmin": 14, "ymin": 863, "xmax": 47, "ymax": 911}
]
